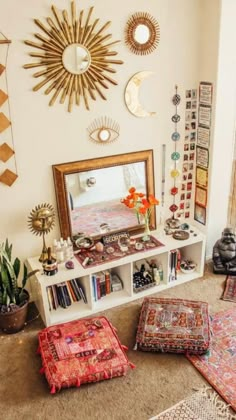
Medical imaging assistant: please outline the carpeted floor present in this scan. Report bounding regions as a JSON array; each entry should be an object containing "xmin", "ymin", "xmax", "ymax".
[{"xmin": 0, "ymin": 262, "xmax": 235, "ymax": 420}]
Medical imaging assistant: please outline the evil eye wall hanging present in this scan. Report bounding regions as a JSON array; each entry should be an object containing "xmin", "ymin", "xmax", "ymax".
[{"xmin": 170, "ymin": 85, "xmax": 181, "ymax": 218}]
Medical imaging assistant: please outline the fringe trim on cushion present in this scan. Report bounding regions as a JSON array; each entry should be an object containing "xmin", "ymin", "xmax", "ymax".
[
  {"xmin": 104, "ymin": 371, "xmax": 109, "ymax": 379},
  {"xmin": 50, "ymin": 385, "xmax": 56, "ymax": 394},
  {"xmin": 36, "ymin": 346, "xmax": 41, "ymax": 355},
  {"xmin": 122, "ymin": 345, "xmax": 128, "ymax": 351},
  {"xmin": 39, "ymin": 366, "xmax": 45, "ymax": 375},
  {"xmin": 129, "ymin": 362, "xmax": 136, "ymax": 369},
  {"xmin": 76, "ymin": 378, "xmax": 80, "ymax": 387}
]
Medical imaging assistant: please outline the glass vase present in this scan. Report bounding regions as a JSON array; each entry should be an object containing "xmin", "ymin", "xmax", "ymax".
[{"xmin": 142, "ymin": 219, "xmax": 151, "ymax": 242}]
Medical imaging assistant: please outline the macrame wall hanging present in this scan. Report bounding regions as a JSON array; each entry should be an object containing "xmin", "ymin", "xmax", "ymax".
[
  {"xmin": 169, "ymin": 85, "xmax": 181, "ymax": 219},
  {"xmin": 0, "ymin": 32, "xmax": 18, "ymax": 186}
]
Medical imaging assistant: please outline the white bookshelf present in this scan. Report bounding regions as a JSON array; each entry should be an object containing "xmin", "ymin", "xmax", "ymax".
[{"xmin": 26, "ymin": 226, "xmax": 206, "ymax": 327}]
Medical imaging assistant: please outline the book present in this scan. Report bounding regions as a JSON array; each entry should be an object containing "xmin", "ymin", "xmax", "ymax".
[{"xmin": 104, "ymin": 270, "xmax": 111, "ymax": 295}]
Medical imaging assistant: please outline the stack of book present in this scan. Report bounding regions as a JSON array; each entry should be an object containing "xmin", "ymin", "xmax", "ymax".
[
  {"xmin": 92, "ymin": 270, "xmax": 123, "ymax": 301},
  {"xmin": 46, "ymin": 278, "xmax": 87, "ymax": 311}
]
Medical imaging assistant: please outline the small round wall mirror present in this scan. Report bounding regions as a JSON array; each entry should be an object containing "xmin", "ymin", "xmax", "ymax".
[
  {"xmin": 62, "ymin": 44, "xmax": 91, "ymax": 75},
  {"xmin": 99, "ymin": 129, "xmax": 110, "ymax": 142},
  {"xmin": 124, "ymin": 12, "xmax": 160, "ymax": 55}
]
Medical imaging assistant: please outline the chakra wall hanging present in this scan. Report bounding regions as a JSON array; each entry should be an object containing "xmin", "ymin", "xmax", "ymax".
[
  {"xmin": 169, "ymin": 85, "xmax": 181, "ymax": 219},
  {"xmin": 87, "ymin": 116, "xmax": 120, "ymax": 144},
  {"xmin": 0, "ymin": 33, "xmax": 18, "ymax": 187},
  {"xmin": 24, "ymin": 1, "xmax": 123, "ymax": 112},
  {"xmin": 124, "ymin": 12, "xmax": 160, "ymax": 56}
]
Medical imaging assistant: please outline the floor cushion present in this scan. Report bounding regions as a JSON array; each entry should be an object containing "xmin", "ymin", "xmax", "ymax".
[
  {"xmin": 135, "ymin": 297, "xmax": 211, "ymax": 354},
  {"xmin": 37, "ymin": 316, "xmax": 135, "ymax": 394}
]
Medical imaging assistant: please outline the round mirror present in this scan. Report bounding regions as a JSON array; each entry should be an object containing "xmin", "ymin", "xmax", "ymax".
[
  {"xmin": 98, "ymin": 129, "xmax": 111, "ymax": 142},
  {"xmin": 134, "ymin": 24, "xmax": 150, "ymax": 45},
  {"xmin": 62, "ymin": 43, "xmax": 91, "ymax": 75},
  {"xmin": 124, "ymin": 12, "xmax": 160, "ymax": 55}
]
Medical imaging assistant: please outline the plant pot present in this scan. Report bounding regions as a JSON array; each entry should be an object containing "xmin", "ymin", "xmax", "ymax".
[{"xmin": 0, "ymin": 290, "xmax": 29, "ymax": 334}]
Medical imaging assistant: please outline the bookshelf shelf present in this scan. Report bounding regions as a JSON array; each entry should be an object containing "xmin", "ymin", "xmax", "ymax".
[{"xmin": 27, "ymin": 226, "xmax": 206, "ymax": 327}]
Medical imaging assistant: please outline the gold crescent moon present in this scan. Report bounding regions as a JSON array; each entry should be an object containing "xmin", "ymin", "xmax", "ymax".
[{"xmin": 124, "ymin": 71, "xmax": 156, "ymax": 117}]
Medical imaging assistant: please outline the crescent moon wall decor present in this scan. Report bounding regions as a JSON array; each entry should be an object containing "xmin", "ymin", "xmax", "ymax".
[
  {"xmin": 124, "ymin": 71, "xmax": 156, "ymax": 118},
  {"xmin": 23, "ymin": 1, "xmax": 123, "ymax": 112}
]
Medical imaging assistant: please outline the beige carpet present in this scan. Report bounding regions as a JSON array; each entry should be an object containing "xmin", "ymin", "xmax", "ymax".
[{"xmin": 0, "ymin": 263, "xmax": 235, "ymax": 420}]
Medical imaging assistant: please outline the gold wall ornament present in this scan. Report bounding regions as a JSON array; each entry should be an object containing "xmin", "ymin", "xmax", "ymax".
[
  {"xmin": 124, "ymin": 12, "xmax": 160, "ymax": 55},
  {"xmin": 28, "ymin": 203, "xmax": 56, "ymax": 262},
  {"xmin": 87, "ymin": 116, "xmax": 120, "ymax": 144},
  {"xmin": 125, "ymin": 71, "xmax": 156, "ymax": 118},
  {"xmin": 23, "ymin": 1, "xmax": 124, "ymax": 112}
]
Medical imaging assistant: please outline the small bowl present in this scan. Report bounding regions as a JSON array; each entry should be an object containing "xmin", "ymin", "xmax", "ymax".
[
  {"xmin": 180, "ymin": 260, "xmax": 196, "ymax": 274},
  {"xmin": 75, "ymin": 236, "xmax": 94, "ymax": 250}
]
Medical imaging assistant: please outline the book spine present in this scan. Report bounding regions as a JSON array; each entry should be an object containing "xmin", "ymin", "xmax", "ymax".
[{"xmin": 104, "ymin": 270, "xmax": 111, "ymax": 295}]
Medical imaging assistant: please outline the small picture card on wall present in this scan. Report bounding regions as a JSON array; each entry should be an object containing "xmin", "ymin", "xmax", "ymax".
[
  {"xmin": 195, "ymin": 186, "xmax": 207, "ymax": 207},
  {"xmin": 196, "ymin": 146, "xmax": 209, "ymax": 168},
  {"xmin": 197, "ymin": 126, "xmax": 210, "ymax": 148},
  {"xmin": 196, "ymin": 166, "xmax": 208, "ymax": 188},
  {"xmin": 194, "ymin": 204, "xmax": 206, "ymax": 225},
  {"xmin": 198, "ymin": 105, "xmax": 211, "ymax": 128},
  {"xmin": 199, "ymin": 82, "xmax": 213, "ymax": 106}
]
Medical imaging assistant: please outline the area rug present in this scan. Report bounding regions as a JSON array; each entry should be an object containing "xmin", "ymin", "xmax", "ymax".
[
  {"xmin": 187, "ymin": 307, "xmax": 236, "ymax": 411},
  {"xmin": 222, "ymin": 276, "xmax": 236, "ymax": 302},
  {"xmin": 150, "ymin": 387, "xmax": 236, "ymax": 419}
]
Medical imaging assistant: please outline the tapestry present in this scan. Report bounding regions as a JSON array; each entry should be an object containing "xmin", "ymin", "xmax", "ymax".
[
  {"xmin": 150, "ymin": 387, "xmax": 236, "ymax": 419},
  {"xmin": 222, "ymin": 276, "xmax": 236, "ymax": 303},
  {"xmin": 187, "ymin": 308, "xmax": 236, "ymax": 411}
]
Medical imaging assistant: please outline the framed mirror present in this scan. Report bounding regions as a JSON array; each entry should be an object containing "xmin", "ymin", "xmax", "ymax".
[
  {"xmin": 23, "ymin": 1, "xmax": 123, "ymax": 112},
  {"xmin": 124, "ymin": 12, "xmax": 160, "ymax": 55},
  {"xmin": 53, "ymin": 149, "xmax": 156, "ymax": 240}
]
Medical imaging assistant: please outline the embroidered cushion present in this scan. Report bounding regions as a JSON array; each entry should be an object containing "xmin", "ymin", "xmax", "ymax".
[
  {"xmin": 37, "ymin": 316, "xmax": 135, "ymax": 394},
  {"xmin": 135, "ymin": 297, "xmax": 210, "ymax": 354}
]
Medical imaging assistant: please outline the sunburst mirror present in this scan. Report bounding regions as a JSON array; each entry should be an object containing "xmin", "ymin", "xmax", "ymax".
[
  {"xmin": 24, "ymin": 1, "xmax": 124, "ymax": 112},
  {"xmin": 124, "ymin": 12, "xmax": 160, "ymax": 55}
]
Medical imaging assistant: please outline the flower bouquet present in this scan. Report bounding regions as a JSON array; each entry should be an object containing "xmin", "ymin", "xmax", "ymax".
[{"xmin": 121, "ymin": 187, "xmax": 159, "ymax": 240}]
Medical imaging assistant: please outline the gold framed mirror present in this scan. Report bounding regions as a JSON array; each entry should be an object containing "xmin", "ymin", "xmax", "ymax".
[
  {"xmin": 124, "ymin": 12, "xmax": 160, "ymax": 55},
  {"xmin": 52, "ymin": 149, "xmax": 156, "ymax": 240},
  {"xmin": 24, "ymin": 1, "xmax": 123, "ymax": 112}
]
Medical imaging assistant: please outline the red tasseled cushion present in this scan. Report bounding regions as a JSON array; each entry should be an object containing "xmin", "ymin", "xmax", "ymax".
[
  {"xmin": 135, "ymin": 297, "xmax": 211, "ymax": 354},
  {"xmin": 38, "ymin": 316, "xmax": 135, "ymax": 393}
]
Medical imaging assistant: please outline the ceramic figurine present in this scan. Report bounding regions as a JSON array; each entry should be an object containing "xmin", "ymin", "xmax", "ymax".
[{"xmin": 212, "ymin": 227, "xmax": 236, "ymax": 274}]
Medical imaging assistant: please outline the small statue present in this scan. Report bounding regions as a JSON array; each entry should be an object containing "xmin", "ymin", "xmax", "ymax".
[{"xmin": 212, "ymin": 227, "xmax": 236, "ymax": 274}]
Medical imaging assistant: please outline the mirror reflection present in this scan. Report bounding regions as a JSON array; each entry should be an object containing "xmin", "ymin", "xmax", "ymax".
[
  {"xmin": 66, "ymin": 162, "xmax": 146, "ymax": 236},
  {"xmin": 134, "ymin": 24, "xmax": 150, "ymax": 44},
  {"xmin": 52, "ymin": 150, "xmax": 155, "ymax": 240},
  {"xmin": 62, "ymin": 43, "xmax": 91, "ymax": 75}
]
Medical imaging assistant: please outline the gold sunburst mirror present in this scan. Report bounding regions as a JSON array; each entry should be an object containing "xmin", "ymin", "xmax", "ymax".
[
  {"xmin": 24, "ymin": 1, "xmax": 124, "ymax": 112},
  {"xmin": 124, "ymin": 12, "xmax": 160, "ymax": 55}
]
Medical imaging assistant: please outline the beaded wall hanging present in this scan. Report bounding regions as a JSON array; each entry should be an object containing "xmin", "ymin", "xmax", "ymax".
[
  {"xmin": 169, "ymin": 85, "xmax": 181, "ymax": 219},
  {"xmin": 0, "ymin": 33, "xmax": 18, "ymax": 186}
]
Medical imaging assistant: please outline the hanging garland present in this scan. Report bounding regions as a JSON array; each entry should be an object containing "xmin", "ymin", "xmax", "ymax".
[{"xmin": 169, "ymin": 85, "xmax": 181, "ymax": 218}]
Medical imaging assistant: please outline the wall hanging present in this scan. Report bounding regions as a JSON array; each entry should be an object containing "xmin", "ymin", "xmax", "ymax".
[
  {"xmin": 0, "ymin": 33, "xmax": 18, "ymax": 186},
  {"xmin": 125, "ymin": 71, "xmax": 156, "ymax": 117},
  {"xmin": 24, "ymin": 1, "xmax": 123, "ymax": 112},
  {"xmin": 168, "ymin": 85, "xmax": 181, "ymax": 222},
  {"xmin": 124, "ymin": 12, "xmax": 160, "ymax": 55},
  {"xmin": 87, "ymin": 116, "xmax": 120, "ymax": 144}
]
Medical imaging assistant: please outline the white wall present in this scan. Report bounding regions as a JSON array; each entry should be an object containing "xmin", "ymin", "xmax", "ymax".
[{"xmin": 0, "ymin": 0, "xmax": 219, "ymax": 264}]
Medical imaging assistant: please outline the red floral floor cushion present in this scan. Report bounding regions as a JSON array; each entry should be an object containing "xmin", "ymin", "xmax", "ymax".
[
  {"xmin": 37, "ymin": 316, "xmax": 135, "ymax": 394},
  {"xmin": 135, "ymin": 297, "xmax": 211, "ymax": 354}
]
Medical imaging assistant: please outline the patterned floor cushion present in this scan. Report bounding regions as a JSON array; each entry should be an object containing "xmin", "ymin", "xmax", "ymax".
[
  {"xmin": 135, "ymin": 297, "xmax": 211, "ymax": 355},
  {"xmin": 37, "ymin": 316, "xmax": 135, "ymax": 394}
]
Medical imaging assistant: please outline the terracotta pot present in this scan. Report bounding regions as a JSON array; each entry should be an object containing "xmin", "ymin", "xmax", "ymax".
[{"xmin": 0, "ymin": 290, "xmax": 29, "ymax": 334}]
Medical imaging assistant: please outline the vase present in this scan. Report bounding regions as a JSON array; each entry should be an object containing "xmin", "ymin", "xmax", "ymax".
[{"xmin": 142, "ymin": 221, "xmax": 151, "ymax": 242}]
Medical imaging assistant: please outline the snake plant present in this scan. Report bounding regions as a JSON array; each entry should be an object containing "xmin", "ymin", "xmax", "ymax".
[{"xmin": 0, "ymin": 239, "xmax": 38, "ymax": 309}]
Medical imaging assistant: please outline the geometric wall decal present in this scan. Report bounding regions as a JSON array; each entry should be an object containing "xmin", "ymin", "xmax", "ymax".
[
  {"xmin": 0, "ymin": 169, "xmax": 18, "ymax": 186},
  {"xmin": 0, "ymin": 89, "xmax": 8, "ymax": 106},
  {"xmin": 0, "ymin": 64, "xmax": 5, "ymax": 76},
  {"xmin": 0, "ymin": 142, "xmax": 14, "ymax": 162},
  {"xmin": 0, "ymin": 33, "xmax": 18, "ymax": 186},
  {"xmin": 0, "ymin": 112, "xmax": 11, "ymax": 133}
]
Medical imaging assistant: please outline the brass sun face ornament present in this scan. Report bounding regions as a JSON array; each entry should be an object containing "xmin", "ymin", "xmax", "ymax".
[
  {"xmin": 28, "ymin": 203, "xmax": 56, "ymax": 262},
  {"xmin": 24, "ymin": 1, "xmax": 123, "ymax": 112}
]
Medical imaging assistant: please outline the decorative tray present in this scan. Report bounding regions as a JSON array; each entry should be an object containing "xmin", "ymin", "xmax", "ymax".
[{"xmin": 75, "ymin": 235, "xmax": 164, "ymax": 269}]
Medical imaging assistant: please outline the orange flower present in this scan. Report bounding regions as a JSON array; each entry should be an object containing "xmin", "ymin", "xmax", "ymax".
[{"xmin": 121, "ymin": 186, "xmax": 159, "ymax": 225}]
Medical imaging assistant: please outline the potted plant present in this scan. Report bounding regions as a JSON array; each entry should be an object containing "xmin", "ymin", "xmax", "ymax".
[{"xmin": 0, "ymin": 239, "xmax": 38, "ymax": 334}]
